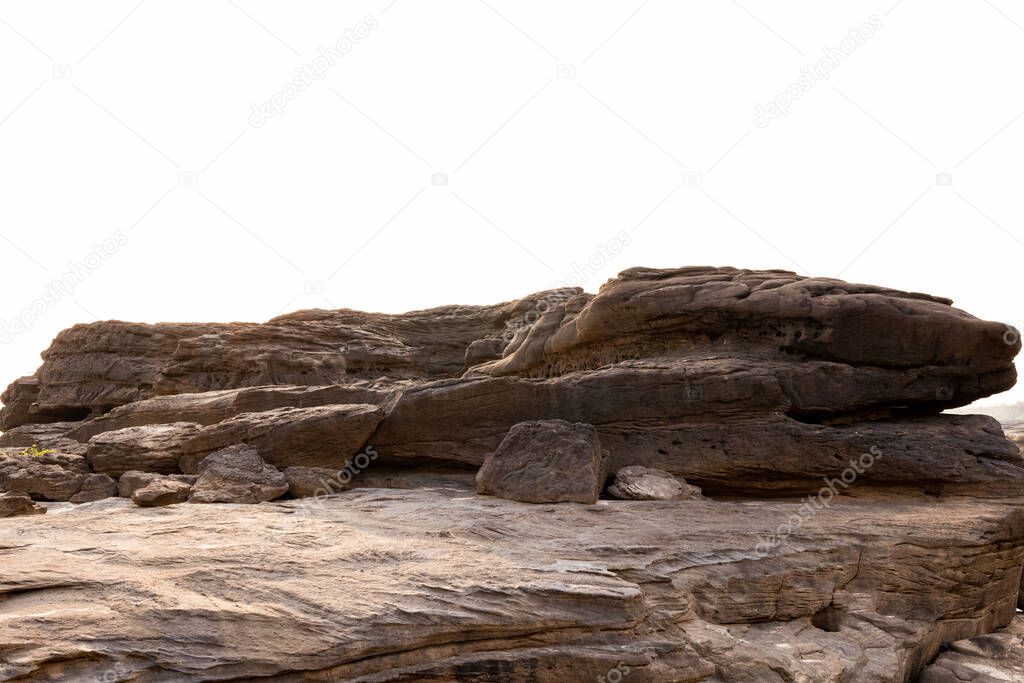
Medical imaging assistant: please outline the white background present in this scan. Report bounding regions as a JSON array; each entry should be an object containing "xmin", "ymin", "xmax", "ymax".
[{"xmin": 1, "ymin": 1, "xmax": 1022, "ymax": 408}]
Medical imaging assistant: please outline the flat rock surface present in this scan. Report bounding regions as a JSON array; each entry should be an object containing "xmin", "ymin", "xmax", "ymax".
[{"xmin": 1, "ymin": 490, "xmax": 1022, "ymax": 681}]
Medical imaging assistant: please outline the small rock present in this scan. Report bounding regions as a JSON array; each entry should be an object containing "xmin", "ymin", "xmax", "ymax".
[
  {"xmin": 189, "ymin": 445, "xmax": 289, "ymax": 504},
  {"xmin": 475, "ymin": 420, "xmax": 607, "ymax": 504},
  {"xmin": 69, "ymin": 473, "xmax": 118, "ymax": 503},
  {"xmin": 607, "ymin": 466, "xmax": 702, "ymax": 500},
  {"xmin": 0, "ymin": 492, "xmax": 46, "ymax": 517},
  {"xmin": 132, "ymin": 479, "xmax": 192, "ymax": 507},
  {"xmin": 118, "ymin": 471, "xmax": 197, "ymax": 498}
]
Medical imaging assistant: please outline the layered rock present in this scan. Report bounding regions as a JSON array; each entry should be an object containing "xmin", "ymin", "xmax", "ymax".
[
  {"xmin": 179, "ymin": 404, "xmax": 382, "ymax": 472},
  {"xmin": 1, "ymin": 265, "xmax": 1023, "ymax": 681},
  {"xmin": 86, "ymin": 422, "xmax": 202, "ymax": 477},
  {"xmin": 0, "ymin": 490, "xmax": 1022, "ymax": 681}
]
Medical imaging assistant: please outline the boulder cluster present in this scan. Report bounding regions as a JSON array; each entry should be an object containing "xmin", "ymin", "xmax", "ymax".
[{"xmin": 1, "ymin": 265, "xmax": 1023, "ymax": 681}]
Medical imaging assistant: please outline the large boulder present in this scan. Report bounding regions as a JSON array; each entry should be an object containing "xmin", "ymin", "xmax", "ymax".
[
  {"xmin": 179, "ymin": 404, "xmax": 382, "ymax": 472},
  {"xmin": 475, "ymin": 420, "xmax": 608, "ymax": 504},
  {"xmin": 188, "ymin": 445, "xmax": 289, "ymax": 504},
  {"xmin": 86, "ymin": 423, "xmax": 202, "ymax": 477}
]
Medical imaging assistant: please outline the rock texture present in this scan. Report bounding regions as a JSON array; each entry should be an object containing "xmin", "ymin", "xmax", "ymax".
[
  {"xmin": 476, "ymin": 420, "xmax": 608, "ymax": 504},
  {"xmin": 0, "ymin": 491, "xmax": 1023, "ymax": 681},
  {"xmin": 179, "ymin": 404, "xmax": 382, "ymax": 472},
  {"xmin": 2, "ymin": 265, "xmax": 1024, "ymax": 680},
  {"xmin": 607, "ymin": 465, "xmax": 702, "ymax": 500},
  {"xmin": 188, "ymin": 445, "xmax": 289, "ymax": 504},
  {"xmin": 920, "ymin": 615, "xmax": 1024, "ymax": 682},
  {"xmin": 86, "ymin": 422, "xmax": 202, "ymax": 476},
  {"xmin": 132, "ymin": 478, "xmax": 192, "ymax": 507},
  {"xmin": 0, "ymin": 491, "xmax": 45, "ymax": 517}
]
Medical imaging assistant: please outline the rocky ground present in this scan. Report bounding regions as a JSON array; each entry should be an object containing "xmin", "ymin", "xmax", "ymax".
[{"xmin": 1, "ymin": 265, "xmax": 1024, "ymax": 681}]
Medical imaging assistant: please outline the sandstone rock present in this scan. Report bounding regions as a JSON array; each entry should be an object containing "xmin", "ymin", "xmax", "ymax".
[
  {"xmin": 188, "ymin": 445, "xmax": 289, "ymax": 504},
  {"xmin": 65, "ymin": 383, "xmax": 397, "ymax": 442},
  {"xmin": 475, "ymin": 420, "xmax": 607, "ymax": 504},
  {"xmin": 179, "ymin": 404, "xmax": 382, "ymax": 472},
  {"xmin": 0, "ymin": 492, "xmax": 45, "ymax": 517},
  {"xmin": 132, "ymin": 479, "xmax": 192, "ymax": 507},
  {"xmin": 117, "ymin": 471, "xmax": 197, "ymax": 498},
  {"xmin": 283, "ymin": 466, "xmax": 350, "ymax": 498},
  {"xmin": 68, "ymin": 473, "xmax": 117, "ymax": 504},
  {"xmin": 0, "ymin": 459, "xmax": 83, "ymax": 501},
  {"xmin": 0, "ymin": 489, "xmax": 1021, "ymax": 680},
  {"xmin": 607, "ymin": 466, "xmax": 701, "ymax": 500},
  {"xmin": 920, "ymin": 615, "xmax": 1024, "ymax": 682},
  {"xmin": 0, "ymin": 421, "xmax": 87, "ymax": 455},
  {"xmin": 86, "ymin": 422, "xmax": 202, "ymax": 477}
]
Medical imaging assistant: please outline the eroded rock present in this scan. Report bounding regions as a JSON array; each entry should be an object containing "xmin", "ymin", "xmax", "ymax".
[
  {"xmin": 86, "ymin": 422, "xmax": 202, "ymax": 477},
  {"xmin": 475, "ymin": 420, "xmax": 607, "ymax": 504},
  {"xmin": 188, "ymin": 445, "xmax": 288, "ymax": 504},
  {"xmin": 607, "ymin": 466, "xmax": 702, "ymax": 500}
]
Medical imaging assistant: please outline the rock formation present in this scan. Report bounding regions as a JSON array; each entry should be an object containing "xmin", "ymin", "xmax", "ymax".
[{"xmin": 0, "ymin": 265, "xmax": 1022, "ymax": 681}]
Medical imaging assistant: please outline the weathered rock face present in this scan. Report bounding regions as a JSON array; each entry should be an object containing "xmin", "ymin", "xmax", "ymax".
[
  {"xmin": 1, "ymin": 265, "xmax": 1023, "ymax": 680},
  {"xmin": 117, "ymin": 470, "xmax": 196, "ymax": 498},
  {"xmin": 476, "ymin": 420, "xmax": 608, "ymax": 504},
  {"xmin": 0, "ymin": 491, "xmax": 1022, "ymax": 681},
  {"xmin": 283, "ymin": 466, "xmax": 349, "ymax": 498},
  {"xmin": 188, "ymin": 445, "xmax": 289, "ymax": 504},
  {"xmin": 179, "ymin": 404, "xmax": 383, "ymax": 472},
  {"xmin": 919, "ymin": 615, "xmax": 1024, "ymax": 682},
  {"xmin": 86, "ymin": 422, "xmax": 202, "ymax": 477}
]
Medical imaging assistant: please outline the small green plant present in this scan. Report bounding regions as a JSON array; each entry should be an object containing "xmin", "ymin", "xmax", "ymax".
[{"xmin": 19, "ymin": 444, "xmax": 56, "ymax": 457}]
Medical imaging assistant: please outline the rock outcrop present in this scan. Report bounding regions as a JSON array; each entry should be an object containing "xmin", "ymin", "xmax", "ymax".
[{"xmin": 1, "ymin": 265, "xmax": 1023, "ymax": 680}]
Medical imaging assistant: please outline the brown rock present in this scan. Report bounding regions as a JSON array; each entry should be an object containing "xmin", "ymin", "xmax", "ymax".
[
  {"xmin": 132, "ymin": 479, "xmax": 192, "ymax": 507},
  {"xmin": 0, "ymin": 421, "xmax": 88, "ymax": 455},
  {"xmin": 117, "ymin": 471, "xmax": 197, "ymax": 498},
  {"xmin": 475, "ymin": 420, "xmax": 607, "ymax": 504},
  {"xmin": 283, "ymin": 466, "xmax": 350, "ymax": 498},
  {"xmin": 86, "ymin": 422, "xmax": 202, "ymax": 477},
  {"xmin": 188, "ymin": 445, "xmax": 288, "ymax": 504},
  {"xmin": 607, "ymin": 466, "xmax": 701, "ymax": 500},
  {"xmin": 0, "ymin": 492, "xmax": 46, "ymax": 517},
  {"xmin": 919, "ymin": 615, "xmax": 1024, "ymax": 682},
  {"xmin": 66, "ymin": 384, "xmax": 395, "ymax": 442},
  {"xmin": 179, "ymin": 404, "xmax": 382, "ymax": 473},
  {"xmin": 69, "ymin": 473, "xmax": 117, "ymax": 503},
  {"xmin": 0, "ymin": 454, "xmax": 85, "ymax": 501}
]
